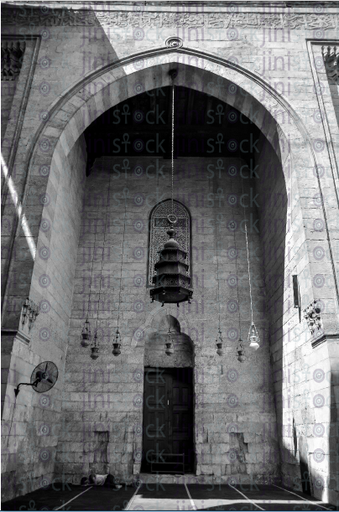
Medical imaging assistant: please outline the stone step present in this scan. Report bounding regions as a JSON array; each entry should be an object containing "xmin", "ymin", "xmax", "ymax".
[{"xmin": 139, "ymin": 473, "xmax": 196, "ymax": 485}]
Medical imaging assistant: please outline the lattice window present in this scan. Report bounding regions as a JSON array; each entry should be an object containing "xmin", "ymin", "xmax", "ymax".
[{"xmin": 147, "ymin": 200, "xmax": 191, "ymax": 287}]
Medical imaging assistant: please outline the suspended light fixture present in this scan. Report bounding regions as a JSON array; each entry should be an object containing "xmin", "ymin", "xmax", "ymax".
[
  {"xmin": 112, "ymin": 328, "xmax": 121, "ymax": 356},
  {"xmin": 90, "ymin": 331, "xmax": 99, "ymax": 360},
  {"xmin": 216, "ymin": 327, "xmax": 223, "ymax": 356},
  {"xmin": 81, "ymin": 249, "xmax": 96, "ymax": 347},
  {"xmin": 236, "ymin": 338, "xmax": 246, "ymax": 363},
  {"xmin": 244, "ymin": 223, "xmax": 260, "ymax": 350},
  {"xmin": 81, "ymin": 316, "xmax": 91, "ymax": 347},
  {"xmin": 248, "ymin": 322, "xmax": 260, "ymax": 350},
  {"xmin": 215, "ymin": 240, "xmax": 224, "ymax": 356},
  {"xmin": 89, "ymin": 247, "xmax": 106, "ymax": 359},
  {"xmin": 165, "ymin": 326, "xmax": 175, "ymax": 356},
  {"xmin": 233, "ymin": 229, "xmax": 246, "ymax": 363},
  {"xmin": 113, "ymin": 200, "xmax": 126, "ymax": 357},
  {"xmin": 150, "ymin": 70, "xmax": 193, "ymax": 307}
]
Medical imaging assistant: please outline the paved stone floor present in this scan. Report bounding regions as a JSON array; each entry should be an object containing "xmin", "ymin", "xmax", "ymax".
[{"xmin": 2, "ymin": 482, "xmax": 336, "ymax": 510}]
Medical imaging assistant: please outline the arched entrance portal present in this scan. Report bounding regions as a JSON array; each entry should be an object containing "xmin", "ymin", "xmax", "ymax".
[
  {"xmin": 3, "ymin": 47, "xmax": 336, "ymax": 498},
  {"xmin": 142, "ymin": 315, "xmax": 195, "ymax": 474}
]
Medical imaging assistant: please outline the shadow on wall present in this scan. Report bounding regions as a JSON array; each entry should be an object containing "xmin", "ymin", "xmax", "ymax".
[
  {"xmin": 1, "ymin": 4, "xmax": 124, "ymax": 503},
  {"xmin": 255, "ymin": 131, "xmax": 334, "ymax": 503}
]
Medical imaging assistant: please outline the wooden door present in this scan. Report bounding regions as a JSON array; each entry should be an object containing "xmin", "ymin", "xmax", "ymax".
[{"xmin": 142, "ymin": 367, "xmax": 194, "ymax": 472}]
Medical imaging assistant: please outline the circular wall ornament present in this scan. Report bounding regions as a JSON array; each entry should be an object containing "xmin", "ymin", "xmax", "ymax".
[
  {"xmin": 167, "ymin": 213, "xmax": 178, "ymax": 224},
  {"xmin": 165, "ymin": 37, "xmax": 183, "ymax": 48}
]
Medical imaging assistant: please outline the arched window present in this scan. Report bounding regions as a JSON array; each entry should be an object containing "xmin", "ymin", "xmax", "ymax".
[{"xmin": 147, "ymin": 199, "xmax": 192, "ymax": 287}]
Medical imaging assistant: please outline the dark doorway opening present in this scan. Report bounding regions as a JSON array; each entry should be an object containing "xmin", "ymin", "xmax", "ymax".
[{"xmin": 142, "ymin": 367, "xmax": 194, "ymax": 474}]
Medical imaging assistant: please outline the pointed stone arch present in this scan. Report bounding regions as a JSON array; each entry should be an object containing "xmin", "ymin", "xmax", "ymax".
[
  {"xmin": 4, "ymin": 44, "xmax": 339, "ymax": 320},
  {"xmin": 3, "ymin": 45, "xmax": 337, "ymax": 339}
]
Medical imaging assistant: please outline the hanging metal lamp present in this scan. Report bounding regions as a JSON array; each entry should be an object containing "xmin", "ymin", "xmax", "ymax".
[
  {"xmin": 112, "ymin": 203, "xmax": 126, "ymax": 356},
  {"xmin": 165, "ymin": 326, "xmax": 175, "ymax": 356},
  {"xmin": 248, "ymin": 323, "xmax": 260, "ymax": 350},
  {"xmin": 81, "ymin": 248, "xmax": 95, "ymax": 349},
  {"xmin": 215, "ymin": 217, "xmax": 224, "ymax": 356},
  {"xmin": 90, "ymin": 331, "xmax": 99, "ymax": 359},
  {"xmin": 244, "ymin": 223, "xmax": 260, "ymax": 351},
  {"xmin": 150, "ymin": 227, "xmax": 192, "ymax": 306},
  {"xmin": 81, "ymin": 316, "xmax": 91, "ymax": 347},
  {"xmin": 150, "ymin": 72, "xmax": 193, "ymax": 307},
  {"xmin": 216, "ymin": 327, "xmax": 223, "ymax": 356},
  {"xmin": 112, "ymin": 328, "xmax": 121, "ymax": 356},
  {"xmin": 236, "ymin": 338, "xmax": 246, "ymax": 362}
]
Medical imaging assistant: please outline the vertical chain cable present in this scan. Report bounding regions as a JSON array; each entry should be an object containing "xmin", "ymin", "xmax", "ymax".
[
  {"xmin": 88, "ymin": 254, "xmax": 94, "ymax": 319},
  {"xmin": 117, "ymin": 198, "xmax": 126, "ymax": 328},
  {"xmin": 216, "ymin": 241, "xmax": 221, "ymax": 331},
  {"xmin": 234, "ymin": 224, "xmax": 242, "ymax": 339},
  {"xmin": 241, "ymin": 178, "xmax": 254, "ymax": 325},
  {"xmin": 171, "ymin": 82, "xmax": 175, "ymax": 215},
  {"xmin": 245, "ymin": 223, "xmax": 254, "ymax": 325},
  {"xmin": 95, "ymin": 178, "xmax": 110, "ymax": 347},
  {"xmin": 87, "ymin": 228, "xmax": 95, "ymax": 330}
]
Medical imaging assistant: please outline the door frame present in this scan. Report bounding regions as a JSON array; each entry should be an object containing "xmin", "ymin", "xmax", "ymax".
[{"xmin": 142, "ymin": 366, "xmax": 195, "ymax": 474}]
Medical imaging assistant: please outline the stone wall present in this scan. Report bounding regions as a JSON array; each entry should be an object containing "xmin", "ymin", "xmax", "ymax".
[
  {"xmin": 1, "ymin": 81, "xmax": 16, "ymax": 143},
  {"xmin": 55, "ymin": 155, "xmax": 280, "ymax": 484},
  {"xmin": 255, "ymin": 131, "xmax": 339, "ymax": 505},
  {"xmin": 1, "ymin": 135, "xmax": 86, "ymax": 501},
  {"xmin": 1, "ymin": 0, "xmax": 338, "ymax": 506}
]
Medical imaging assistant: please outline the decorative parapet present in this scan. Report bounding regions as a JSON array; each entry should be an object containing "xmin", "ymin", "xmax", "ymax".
[
  {"xmin": 322, "ymin": 45, "xmax": 339, "ymax": 84},
  {"xmin": 1, "ymin": 41, "xmax": 26, "ymax": 81},
  {"xmin": 1, "ymin": 6, "xmax": 338, "ymax": 30},
  {"xmin": 17, "ymin": 298, "xmax": 40, "ymax": 344},
  {"xmin": 303, "ymin": 299, "xmax": 323, "ymax": 336}
]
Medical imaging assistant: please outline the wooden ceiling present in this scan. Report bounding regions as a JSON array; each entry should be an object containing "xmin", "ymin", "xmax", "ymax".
[{"xmin": 84, "ymin": 86, "xmax": 260, "ymax": 172}]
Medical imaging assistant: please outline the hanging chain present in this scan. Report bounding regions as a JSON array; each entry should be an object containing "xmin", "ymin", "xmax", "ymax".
[
  {"xmin": 216, "ymin": 245, "xmax": 221, "ymax": 331},
  {"xmin": 240, "ymin": 175, "xmax": 255, "ymax": 326},
  {"xmin": 87, "ymin": 229, "xmax": 96, "ymax": 323},
  {"xmin": 245, "ymin": 223, "xmax": 254, "ymax": 324},
  {"xmin": 117, "ymin": 199, "xmax": 126, "ymax": 327},
  {"xmin": 234, "ymin": 226, "xmax": 242, "ymax": 339},
  {"xmin": 171, "ymin": 82, "xmax": 175, "ymax": 215}
]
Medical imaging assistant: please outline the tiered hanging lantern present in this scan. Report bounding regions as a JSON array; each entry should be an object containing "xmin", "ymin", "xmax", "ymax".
[
  {"xmin": 112, "ymin": 328, "xmax": 121, "ymax": 356},
  {"xmin": 216, "ymin": 327, "xmax": 223, "ymax": 356},
  {"xmin": 150, "ymin": 72, "xmax": 193, "ymax": 307},
  {"xmin": 150, "ymin": 227, "xmax": 192, "ymax": 306},
  {"xmin": 236, "ymin": 338, "xmax": 246, "ymax": 362},
  {"xmin": 90, "ymin": 331, "xmax": 99, "ymax": 359}
]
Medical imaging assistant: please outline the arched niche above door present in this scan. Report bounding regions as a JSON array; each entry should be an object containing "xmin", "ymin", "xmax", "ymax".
[{"xmin": 145, "ymin": 314, "xmax": 193, "ymax": 368}]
